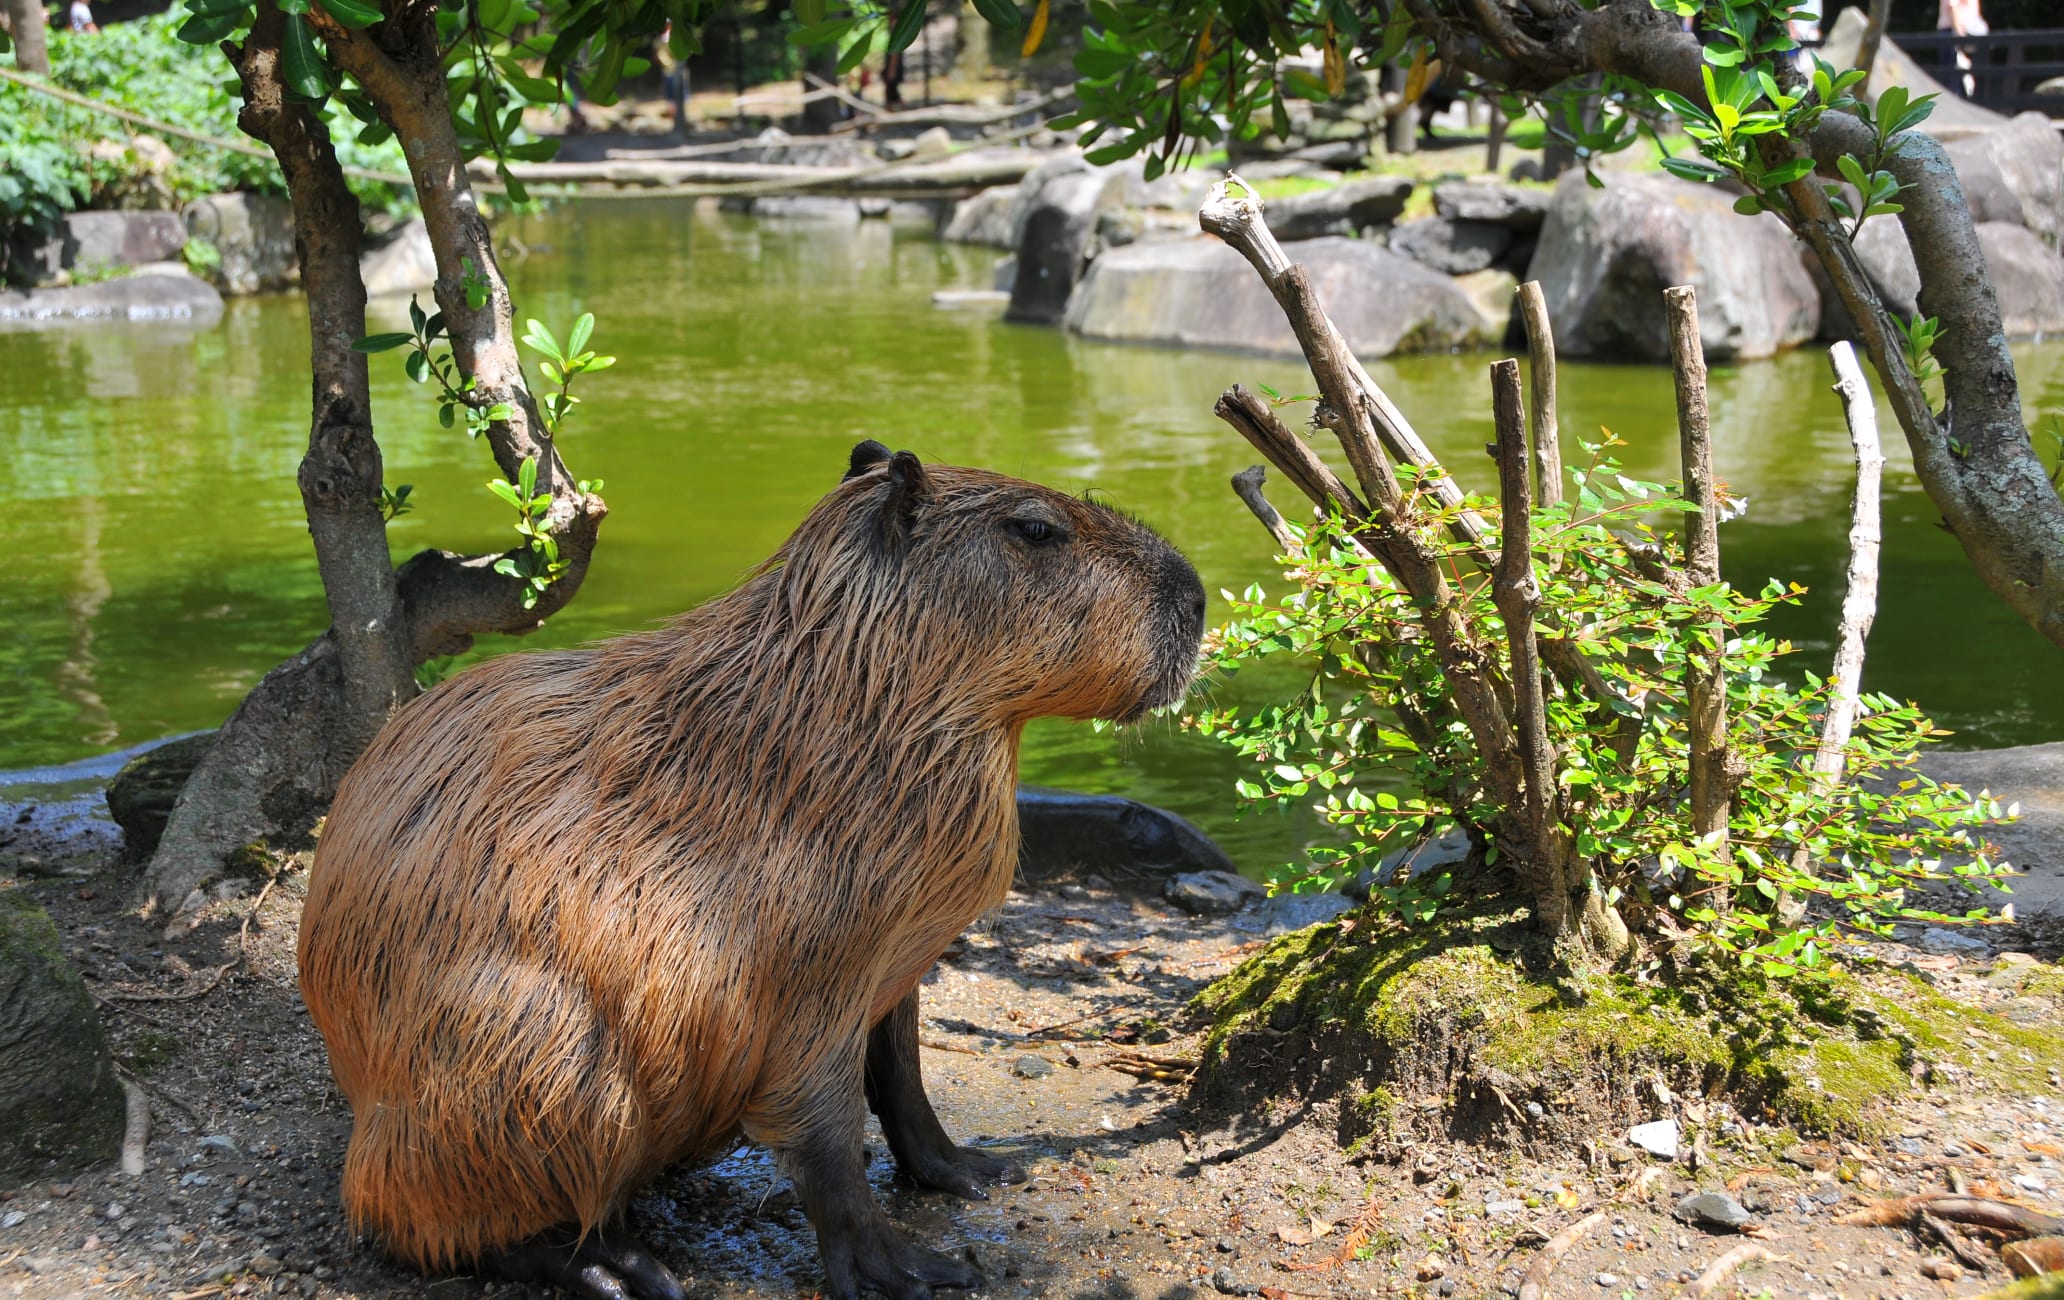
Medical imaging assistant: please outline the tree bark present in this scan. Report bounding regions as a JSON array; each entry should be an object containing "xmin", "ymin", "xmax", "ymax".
[
  {"xmin": 1400, "ymin": 0, "xmax": 2064, "ymax": 652},
  {"xmin": 1665, "ymin": 287, "xmax": 1733, "ymax": 909},
  {"xmin": 3, "ymin": 0, "xmax": 49, "ymax": 75},
  {"xmin": 143, "ymin": 6, "xmax": 418, "ymax": 918},
  {"xmin": 1516, "ymin": 280, "xmax": 1562, "ymax": 510}
]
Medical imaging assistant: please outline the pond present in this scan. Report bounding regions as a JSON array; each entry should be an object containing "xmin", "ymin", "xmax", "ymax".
[{"xmin": 4, "ymin": 196, "xmax": 2062, "ymax": 876}]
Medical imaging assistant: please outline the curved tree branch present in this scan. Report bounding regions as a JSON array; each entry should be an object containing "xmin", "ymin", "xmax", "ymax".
[{"xmin": 1411, "ymin": 0, "xmax": 2064, "ymax": 648}]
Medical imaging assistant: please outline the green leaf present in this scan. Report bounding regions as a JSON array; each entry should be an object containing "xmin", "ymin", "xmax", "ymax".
[
  {"xmin": 567, "ymin": 312, "xmax": 594, "ymax": 358},
  {"xmin": 404, "ymin": 350, "xmax": 430, "ymax": 384},
  {"xmin": 1733, "ymin": 194, "xmax": 1765, "ymax": 215},
  {"xmin": 176, "ymin": 8, "xmax": 244, "ymax": 41},
  {"xmin": 352, "ymin": 331, "xmax": 414, "ymax": 352},
  {"xmin": 518, "ymin": 454, "xmax": 537, "ymax": 500},
  {"xmin": 1659, "ymin": 156, "xmax": 1727, "ymax": 182},
  {"xmin": 280, "ymin": 13, "xmax": 332, "ymax": 100},
  {"xmin": 1762, "ymin": 157, "xmax": 1815, "ymax": 187},
  {"xmin": 487, "ymin": 480, "xmax": 523, "ymax": 509},
  {"xmin": 794, "ymin": 0, "xmax": 825, "ymax": 24},
  {"xmin": 278, "ymin": 0, "xmax": 307, "ymax": 15},
  {"xmin": 884, "ymin": 0, "xmax": 928, "ymax": 55},
  {"xmin": 970, "ymin": 0, "xmax": 1023, "ymax": 31}
]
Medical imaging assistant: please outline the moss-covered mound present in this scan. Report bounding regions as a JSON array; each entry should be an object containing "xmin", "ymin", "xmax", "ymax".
[{"xmin": 1190, "ymin": 904, "xmax": 2064, "ymax": 1158}]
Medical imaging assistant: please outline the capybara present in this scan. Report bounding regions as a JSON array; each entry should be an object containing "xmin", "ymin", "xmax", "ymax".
[{"xmin": 297, "ymin": 442, "xmax": 1207, "ymax": 1300}]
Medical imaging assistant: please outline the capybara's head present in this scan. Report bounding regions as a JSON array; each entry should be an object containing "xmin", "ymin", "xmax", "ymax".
[{"xmin": 761, "ymin": 440, "xmax": 1204, "ymax": 725}]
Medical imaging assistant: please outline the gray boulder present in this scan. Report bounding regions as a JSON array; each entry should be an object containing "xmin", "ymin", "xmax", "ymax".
[
  {"xmin": 1527, "ymin": 171, "xmax": 1819, "ymax": 361},
  {"xmin": 1915, "ymin": 742, "xmax": 2064, "ymax": 920},
  {"xmin": 0, "ymin": 888, "xmax": 127, "ymax": 1184},
  {"xmin": 1165, "ymin": 870, "xmax": 1264, "ymax": 916},
  {"xmin": 1811, "ymin": 216, "xmax": 1921, "ymax": 339},
  {"xmin": 1978, "ymin": 221, "xmax": 2064, "ymax": 337},
  {"xmin": 360, "ymin": 218, "xmax": 437, "ymax": 298},
  {"xmin": 184, "ymin": 192, "xmax": 296, "ymax": 296},
  {"xmin": 1345, "ymin": 827, "xmax": 1475, "ymax": 901},
  {"xmin": 944, "ymin": 185, "xmax": 1018, "ymax": 247},
  {"xmin": 1433, "ymin": 180, "xmax": 1551, "ymax": 232},
  {"xmin": 1243, "ymin": 891, "xmax": 1357, "ymax": 935},
  {"xmin": 1065, "ymin": 236, "xmax": 1500, "ymax": 358},
  {"xmin": 1265, "ymin": 176, "xmax": 1413, "ymax": 241},
  {"xmin": 1007, "ymin": 162, "xmax": 1117, "ymax": 326},
  {"xmin": 0, "ymin": 264, "xmax": 223, "ymax": 326},
  {"xmin": 61, "ymin": 210, "xmax": 188, "ymax": 273},
  {"xmin": 1390, "ymin": 216, "xmax": 1512, "ymax": 275},
  {"xmin": 1946, "ymin": 114, "xmax": 2064, "ymax": 250},
  {"xmin": 1017, "ymin": 786, "xmax": 1238, "ymax": 886}
]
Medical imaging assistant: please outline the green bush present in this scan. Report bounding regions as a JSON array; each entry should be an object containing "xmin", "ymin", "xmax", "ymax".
[{"xmin": 1193, "ymin": 435, "xmax": 2010, "ymax": 974}]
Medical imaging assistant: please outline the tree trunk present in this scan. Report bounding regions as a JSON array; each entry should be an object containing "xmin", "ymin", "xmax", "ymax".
[
  {"xmin": 142, "ymin": 0, "xmax": 610, "ymax": 918},
  {"xmin": 802, "ymin": 45, "xmax": 842, "ymax": 132},
  {"xmin": 3, "ymin": 0, "xmax": 49, "ymax": 75}
]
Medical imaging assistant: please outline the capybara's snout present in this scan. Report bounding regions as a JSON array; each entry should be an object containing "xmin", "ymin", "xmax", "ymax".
[{"xmin": 1138, "ymin": 540, "xmax": 1206, "ymax": 717}]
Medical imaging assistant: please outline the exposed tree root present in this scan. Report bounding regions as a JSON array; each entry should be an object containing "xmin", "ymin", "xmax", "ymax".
[{"xmin": 1837, "ymin": 1194, "xmax": 2064, "ymax": 1237}]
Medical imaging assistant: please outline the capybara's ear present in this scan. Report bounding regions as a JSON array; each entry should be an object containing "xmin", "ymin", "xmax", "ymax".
[
  {"xmin": 880, "ymin": 449, "xmax": 930, "ymax": 548},
  {"xmin": 844, "ymin": 439, "xmax": 893, "ymax": 482}
]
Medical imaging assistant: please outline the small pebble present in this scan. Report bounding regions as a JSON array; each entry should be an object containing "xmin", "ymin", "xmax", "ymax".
[
  {"xmin": 0, "ymin": 1211, "xmax": 24, "ymax": 1230},
  {"xmin": 1596, "ymin": 1273, "xmax": 1618, "ymax": 1287}
]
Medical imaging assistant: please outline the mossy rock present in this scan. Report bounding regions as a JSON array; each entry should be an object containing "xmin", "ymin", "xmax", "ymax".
[
  {"xmin": 0, "ymin": 887, "xmax": 126, "ymax": 1186},
  {"xmin": 104, "ymin": 731, "xmax": 216, "ymax": 859},
  {"xmin": 1190, "ymin": 903, "xmax": 2064, "ymax": 1158}
]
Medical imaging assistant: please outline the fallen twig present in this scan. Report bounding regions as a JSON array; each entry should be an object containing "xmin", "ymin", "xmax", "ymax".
[
  {"xmin": 1517, "ymin": 1211, "xmax": 1606, "ymax": 1300},
  {"xmin": 1180, "ymin": 940, "xmax": 1270, "ymax": 970},
  {"xmin": 917, "ymin": 1034, "xmax": 981, "ymax": 1056},
  {"xmin": 102, "ymin": 873, "xmax": 279, "ymax": 1004},
  {"xmin": 1684, "ymin": 1244, "xmax": 1774, "ymax": 1300},
  {"xmin": 1024, "ymin": 1001, "xmax": 1142, "ymax": 1040},
  {"xmin": 1105, "ymin": 1051, "xmax": 1198, "ymax": 1083}
]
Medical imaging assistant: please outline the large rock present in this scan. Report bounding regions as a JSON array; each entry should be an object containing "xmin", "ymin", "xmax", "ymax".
[
  {"xmin": 1390, "ymin": 216, "xmax": 1512, "ymax": 275},
  {"xmin": 1265, "ymin": 176, "xmax": 1413, "ymax": 241},
  {"xmin": 1978, "ymin": 221, "xmax": 2064, "ymax": 337},
  {"xmin": 62, "ymin": 210, "xmax": 188, "ymax": 273},
  {"xmin": 359, "ymin": 218, "xmax": 437, "ymax": 298},
  {"xmin": 1527, "ymin": 171, "xmax": 1819, "ymax": 361},
  {"xmin": 1811, "ymin": 215, "xmax": 1921, "ymax": 339},
  {"xmin": 0, "ymin": 264, "xmax": 223, "ymax": 326},
  {"xmin": 748, "ymin": 196, "xmax": 862, "ymax": 222},
  {"xmin": 1065, "ymin": 236, "xmax": 1500, "ymax": 358},
  {"xmin": 1164, "ymin": 870, "xmax": 1264, "ymax": 916},
  {"xmin": 0, "ymin": 888, "xmax": 127, "ymax": 1184},
  {"xmin": 184, "ymin": 192, "xmax": 296, "ymax": 296},
  {"xmin": 1946, "ymin": 114, "xmax": 2064, "ymax": 250},
  {"xmin": 944, "ymin": 184, "xmax": 1018, "ymax": 247},
  {"xmin": 1006, "ymin": 160, "xmax": 1117, "ymax": 326},
  {"xmin": 1433, "ymin": 180, "xmax": 1551, "ymax": 232},
  {"xmin": 1016, "ymin": 786, "xmax": 1237, "ymax": 885}
]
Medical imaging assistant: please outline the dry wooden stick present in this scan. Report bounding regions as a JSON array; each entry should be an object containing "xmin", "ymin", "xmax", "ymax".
[
  {"xmin": 1199, "ymin": 175, "xmax": 1492, "ymax": 549},
  {"xmin": 1216, "ymin": 386, "xmax": 1370, "ymax": 519},
  {"xmin": 1783, "ymin": 340, "xmax": 1885, "ymax": 905},
  {"xmin": 1490, "ymin": 359, "xmax": 1567, "ymax": 907},
  {"xmin": 1518, "ymin": 1211, "xmax": 1607, "ymax": 1300},
  {"xmin": 1921, "ymin": 1211, "xmax": 1995, "ymax": 1272},
  {"xmin": 1232, "ymin": 467, "xmax": 1306, "ymax": 556},
  {"xmin": 1665, "ymin": 286, "xmax": 1733, "ymax": 905},
  {"xmin": 1516, "ymin": 281, "xmax": 1564, "ymax": 509},
  {"xmin": 1839, "ymin": 1194, "xmax": 2064, "ymax": 1236},
  {"xmin": 102, "ymin": 873, "xmax": 280, "ymax": 1004},
  {"xmin": 1684, "ymin": 1244, "xmax": 1774, "ymax": 1300}
]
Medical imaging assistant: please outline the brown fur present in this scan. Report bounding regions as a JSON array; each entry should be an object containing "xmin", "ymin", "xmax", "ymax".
[{"xmin": 297, "ymin": 452, "xmax": 1203, "ymax": 1274}]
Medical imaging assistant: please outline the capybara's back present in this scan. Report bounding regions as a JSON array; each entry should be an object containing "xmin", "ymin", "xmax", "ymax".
[{"xmin": 297, "ymin": 447, "xmax": 1205, "ymax": 1298}]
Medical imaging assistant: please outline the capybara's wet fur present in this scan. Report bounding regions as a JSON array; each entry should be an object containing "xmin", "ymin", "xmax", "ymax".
[{"xmin": 298, "ymin": 445, "xmax": 1206, "ymax": 1299}]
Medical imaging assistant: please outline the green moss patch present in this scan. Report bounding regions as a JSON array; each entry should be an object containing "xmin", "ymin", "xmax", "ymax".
[{"xmin": 1190, "ymin": 904, "xmax": 2064, "ymax": 1157}]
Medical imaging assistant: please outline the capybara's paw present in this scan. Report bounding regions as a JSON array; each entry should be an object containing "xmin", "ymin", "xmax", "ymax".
[
  {"xmin": 480, "ymin": 1225, "xmax": 687, "ymax": 1300},
  {"xmin": 824, "ymin": 1224, "xmax": 982, "ymax": 1299},
  {"xmin": 905, "ymin": 1144, "xmax": 1024, "ymax": 1200}
]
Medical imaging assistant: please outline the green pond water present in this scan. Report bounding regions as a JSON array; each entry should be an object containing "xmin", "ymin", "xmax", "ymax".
[{"xmin": 4, "ymin": 197, "xmax": 2063, "ymax": 873}]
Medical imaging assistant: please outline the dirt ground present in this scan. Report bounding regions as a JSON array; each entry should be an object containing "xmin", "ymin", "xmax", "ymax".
[{"xmin": 5, "ymin": 840, "xmax": 2064, "ymax": 1300}]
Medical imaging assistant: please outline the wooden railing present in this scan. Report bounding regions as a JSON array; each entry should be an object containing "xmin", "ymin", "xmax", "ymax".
[{"xmin": 1891, "ymin": 28, "xmax": 2064, "ymax": 117}]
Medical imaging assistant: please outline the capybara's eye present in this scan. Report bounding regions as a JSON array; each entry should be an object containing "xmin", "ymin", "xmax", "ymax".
[{"xmin": 1007, "ymin": 517, "xmax": 1061, "ymax": 546}]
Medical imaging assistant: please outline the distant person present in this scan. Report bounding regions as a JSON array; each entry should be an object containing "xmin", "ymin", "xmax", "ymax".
[
  {"xmin": 1939, "ymin": 0, "xmax": 1988, "ymax": 97},
  {"xmin": 882, "ymin": 49, "xmax": 904, "ymax": 109},
  {"xmin": 67, "ymin": 0, "xmax": 97, "ymax": 33},
  {"xmin": 656, "ymin": 20, "xmax": 688, "ymax": 136}
]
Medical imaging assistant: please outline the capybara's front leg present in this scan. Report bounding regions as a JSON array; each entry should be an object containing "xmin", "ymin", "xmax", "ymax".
[
  {"xmin": 478, "ymin": 1221, "xmax": 686, "ymax": 1300},
  {"xmin": 773, "ymin": 1090, "xmax": 982, "ymax": 1299},
  {"xmin": 865, "ymin": 988, "xmax": 1024, "ymax": 1198}
]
